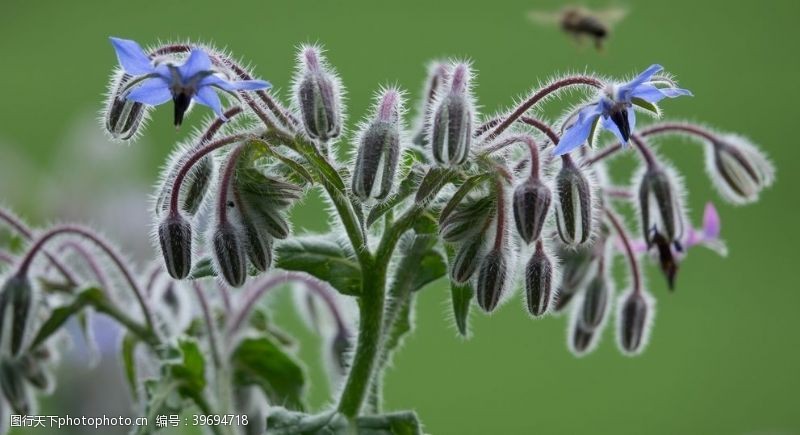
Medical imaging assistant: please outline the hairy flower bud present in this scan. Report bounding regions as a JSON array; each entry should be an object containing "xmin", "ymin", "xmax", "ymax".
[
  {"xmin": 476, "ymin": 249, "xmax": 508, "ymax": 313},
  {"xmin": 0, "ymin": 360, "xmax": 30, "ymax": 414},
  {"xmin": 351, "ymin": 90, "xmax": 403, "ymax": 200},
  {"xmin": 104, "ymin": 72, "xmax": 147, "ymax": 140},
  {"xmin": 212, "ymin": 223, "xmax": 248, "ymax": 288},
  {"xmin": 430, "ymin": 63, "xmax": 474, "ymax": 166},
  {"xmin": 295, "ymin": 46, "xmax": 342, "ymax": 142},
  {"xmin": 616, "ymin": 290, "xmax": 654, "ymax": 355},
  {"xmin": 707, "ymin": 135, "xmax": 775, "ymax": 205},
  {"xmin": 0, "ymin": 275, "xmax": 34, "ymax": 356},
  {"xmin": 570, "ymin": 324, "xmax": 596, "ymax": 356},
  {"xmin": 158, "ymin": 214, "xmax": 193, "ymax": 279},
  {"xmin": 554, "ymin": 246, "xmax": 595, "ymax": 311},
  {"xmin": 242, "ymin": 219, "xmax": 273, "ymax": 273},
  {"xmin": 637, "ymin": 165, "xmax": 684, "ymax": 247},
  {"xmin": 579, "ymin": 274, "xmax": 609, "ymax": 331},
  {"xmin": 20, "ymin": 355, "xmax": 52, "ymax": 392},
  {"xmin": 525, "ymin": 242, "xmax": 553, "ymax": 317},
  {"xmin": 450, "ymin": 237, "xmax": 484, "ymax": 285},
  {"xmin": 513, "ymin": 177, "xmax": 552, "ymax": 244},
  {"xmin": 554, "ymin": 158, "xmax": 593, "ymax": 245}
]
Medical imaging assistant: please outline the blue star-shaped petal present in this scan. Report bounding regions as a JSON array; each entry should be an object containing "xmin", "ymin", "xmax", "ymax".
[
  {"xmin": 110, "ymin": 37, "xmax": 271, "ymax": 125},
  {"xmin": 553, "ymin": 64, "xmax": 692, "ymax": 155}
]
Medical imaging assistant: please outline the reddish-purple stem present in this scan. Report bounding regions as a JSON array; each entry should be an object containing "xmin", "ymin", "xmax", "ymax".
[
  {"xmin": 485, "ymin": 76, "xmax": 602, "ymax": 141},
  {"xmin": 605, "ymin": 210, "xmax": 642, "ymax": 294}
]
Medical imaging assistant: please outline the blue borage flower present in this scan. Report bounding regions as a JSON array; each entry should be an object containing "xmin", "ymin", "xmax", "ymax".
[
  {"xmin": 110, "ymin": 37, "xmax": 271, "ymax": 125},
  {"xmin": 554, "ymin": 64, "xmax": 691, "ymax": 155}
]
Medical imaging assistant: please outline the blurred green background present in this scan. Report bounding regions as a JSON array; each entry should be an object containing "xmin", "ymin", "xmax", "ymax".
[{"xmin": 1, "ymin": 0, "xmax": 798, "ymax": 434}]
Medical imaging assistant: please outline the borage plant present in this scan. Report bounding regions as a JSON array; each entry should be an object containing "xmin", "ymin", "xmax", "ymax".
[{"xmin": 0, "ymin": 37, "xmax": 775, "ymax": 434}]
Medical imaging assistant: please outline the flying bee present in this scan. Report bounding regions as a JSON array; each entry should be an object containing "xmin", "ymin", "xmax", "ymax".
[{"xmin": 528, "ymin": 6, "xmax": 628, "ymax": 51}]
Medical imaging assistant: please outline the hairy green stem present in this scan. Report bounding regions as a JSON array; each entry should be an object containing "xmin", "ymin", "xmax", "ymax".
[{"xmin": 337, "ymin": 261, "xmax": 386, "ymax": 418}]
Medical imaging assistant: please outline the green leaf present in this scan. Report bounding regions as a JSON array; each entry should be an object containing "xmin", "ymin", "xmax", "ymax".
[
  {"xmin": 166, "ymin": 339, "xmax": 207, "ymax": 398},
  {"xmin": 265, "ymin": 150, "xmax": 314, "ymax": 185},
  {"xmin": 438, "ymin": 173, "xmax": 490, "ymax": 225},
  {"xmin": 121, "ymin": 333, "xmax": 139, "ymax": 398},
  {"xmin": 411, "ymin": 248, "xmax": 447, "ymax": 293},
  {"xmin": 275, "ymin": 236, "xmax": 361, "ymax": 296},
  {"xmin": 232, "ymin": 336, "xmax": 307, "ymax": 411},
  {"xmin": 189, "ymin": 257, "xmax": 216, "ymax": 279},
  {"xmin": 631, "ymin": 97, "xmax": 660, "ymax": 115},
  {"xmin": 30, "ymin": 287, "xmax": 103, "ymax": 349},
  {"xmin": 415, "ymin": 167, "xmax": 457, "ymax": 205}
]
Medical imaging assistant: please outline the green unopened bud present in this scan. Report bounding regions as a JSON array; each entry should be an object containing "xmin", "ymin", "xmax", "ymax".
[
  {"xmin": 0, "ymin": 360, "xmax": 30, "ymax": 414},
  {"xmin": 20, "ymin": 354, "xmax": 52, "ymax": 392},
  {"xmin": 476, "ymin": 249, "xmax": 508, "ymax": 313},
  {"xmin": 513, "ymin": 177, "xmax": 552, "ymax": 244},
  {"xmin": 638, "ymin": 165, "xmax": 684, "ymax": 247},
  {"xmin": 0, "ymin": 275, "xmax": 34, "ymax": 356},
  {"xmin": 212, "ymin": 223, "xmax": 248, "ymax": 288},
  {"xmin": 158, "ymin": 215, "xmax": 193, "ymax": 279},
  {"xmin": 525, "ymin": 242, "xmax": 553, "ymax": 317},
  {"xmin": 351, "ymin": 90, "xmax": 403, "ymax": 200},
  {"xmin": 554, "ymin": 158, "xmax": 593, "ymax": 245},
  {"xmin": 296, "ymin": 46, "xmax": 342, "ymax": 142}
]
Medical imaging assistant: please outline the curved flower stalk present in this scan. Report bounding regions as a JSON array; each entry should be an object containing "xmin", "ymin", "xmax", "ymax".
[{"xmin": 0, "ymin": 36, "xmax": 774, "ymax": 435}]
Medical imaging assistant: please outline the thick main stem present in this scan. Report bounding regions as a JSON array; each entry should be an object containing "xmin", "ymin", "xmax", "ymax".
[{"xmin": 337, "ymin": 262, "xmax": 385, "ymax": 418}]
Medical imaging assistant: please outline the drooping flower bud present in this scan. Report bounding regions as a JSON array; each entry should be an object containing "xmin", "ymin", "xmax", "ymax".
[
  {"xmin": 554, "ymin": 157, "xmax": 593, "ymax": 245},
  {"xmin": 706, "ymin": 135, "xmax": 775, "ymax": 205},
  {"xmin": 104, "ymin": 71, "xmax": 147, "ymax": 141},
  {"xmin": 476, "ymin": 249, "xmax": 508, "ymax": 313},
  {"xmin": 554, "ymin": 245, "xmax": 595, "ymax": 312},
  {"xmin": 579, "ymin": 274, "xmax": 609, "ymax": 331},
  {"xmin": 450, "ymin": 237, "xmax": 484, "ymax": 285},
  {"xmin": 525, "ymin": 242, "xmax": 553, "ymax": 317},
  {"xmin": 0, "ymin": 275, "xmax": 34, "ymax": 356},
  {"xmin": 0, "ymin": 360, "xmax": 30, "ymax": 414},
  {"xmin": 294, "ymin": 45, "xmax": 342, "ymax": 142},
  {"xmin": 212, "ymin": 222, "xmax": 248, "ymax": 288},
  {"xmin": 570, "ymin": 324, "xmax": 596, "ymax": 356},
  {"xmin": 351, "ymin": 89, "xmax": 403, "ymax": 201},
  {"xmin": 430, "ymin": 63, "xmax": 475, "ymax": 166},
  {"xmin": 513, "ymin": 177, "xmax": 552, "ymax": 244},
  {"xmin": 242, "ymin": 219, "xmax": 273, "ymax": 273},
  {"xmin": 20, "ymin": 354, "xmax": 52, "ymax": 392},
  {"xmin": 616, "ymin": 289, "xmax": 654, "ymax": 355},
  {"xmin": 637, "ymin": 164, "xmax": 685, "ymax": 247},
  {"xmin": 158, "ymin": 214, "xmax": 193, "ymax": 279}
]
